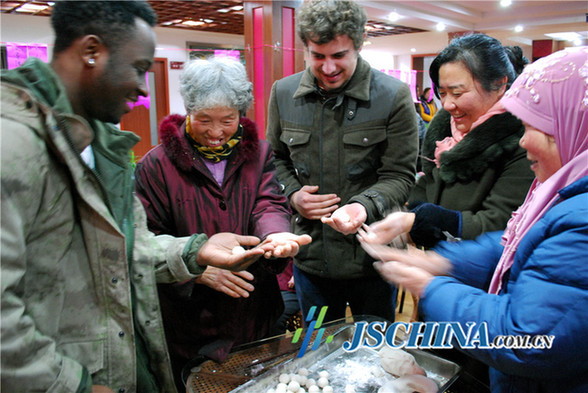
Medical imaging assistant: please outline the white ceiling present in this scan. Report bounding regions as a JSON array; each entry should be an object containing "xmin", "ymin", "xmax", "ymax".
[{"xmin": 360, "ymin": 0, "xmax": 587, "ymax": 43}]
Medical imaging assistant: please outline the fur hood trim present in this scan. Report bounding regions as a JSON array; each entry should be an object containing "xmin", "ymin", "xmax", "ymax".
[
  {"xmin": 159, "ymin": 114, "xmax": 260, "ymax": 172},
  {"xmin": 423, "ymin": 109, "xmax": 524, "ymax": 184}
]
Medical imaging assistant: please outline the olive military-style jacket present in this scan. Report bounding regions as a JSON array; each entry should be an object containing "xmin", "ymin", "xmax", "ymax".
[{"xmin": 267, "ymin": 56, "xmax": 418, "ymax": 279}]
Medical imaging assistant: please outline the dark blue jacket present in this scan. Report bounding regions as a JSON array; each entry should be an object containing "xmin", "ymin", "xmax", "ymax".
[{"xmin": 422, "ymin": 176, "xmax": 588, "ymax": 392}]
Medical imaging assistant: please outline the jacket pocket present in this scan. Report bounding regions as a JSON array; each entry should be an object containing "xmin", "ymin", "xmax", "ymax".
[
  {"xmin": 343, "ymin": 126, "xmax": 387, "ymax": 181},
  {"xmin": 58, "ymin": 338, "xmax": 104, "ymax": 374},
  {"xmin": 342, "ymin": 126, "xmax": 387, "ymax": 147},
  {"xmin": 280, "ymin": 128, "xmax": 312, "ymax": 178}
]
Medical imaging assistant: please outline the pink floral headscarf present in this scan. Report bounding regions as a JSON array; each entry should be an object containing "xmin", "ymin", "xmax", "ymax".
[{"xmin": 488, "ymin": 46, "xmax": 588, "ymax": 294}]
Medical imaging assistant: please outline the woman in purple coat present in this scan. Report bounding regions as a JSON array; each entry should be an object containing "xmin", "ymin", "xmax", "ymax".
[{"xmin": 135, "ymin": 57, "xmax": 310, "ymax": 387}]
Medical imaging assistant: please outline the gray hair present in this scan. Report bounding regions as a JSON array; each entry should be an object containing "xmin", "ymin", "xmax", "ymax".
[
  {"xmin": 297, "ymin": 0, "xmax": 367, "ymax": 50},
  {"xmin": 180, "ymin": 57, "xmax": 253, "ymax": 115}
]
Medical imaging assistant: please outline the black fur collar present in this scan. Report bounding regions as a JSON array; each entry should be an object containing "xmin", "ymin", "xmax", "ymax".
[{"xmin": 422, "ymin": 109, "xmax": 524, "ymax": 183}]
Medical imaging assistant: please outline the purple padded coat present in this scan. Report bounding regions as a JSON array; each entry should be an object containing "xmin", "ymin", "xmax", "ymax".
[{"xmin": 134, "ymin": 114, "xmax": 290, "ymax": 374}]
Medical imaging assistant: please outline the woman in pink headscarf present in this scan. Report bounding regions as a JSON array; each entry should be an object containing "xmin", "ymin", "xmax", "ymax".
[{"xmin": 359, "ymin": 47, "xmax": 588, "ymax": 392}]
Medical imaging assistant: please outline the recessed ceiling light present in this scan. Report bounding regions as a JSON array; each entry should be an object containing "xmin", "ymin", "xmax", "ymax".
[
  {"xmin": 182, "ymin": 20, "xmax": 205, "ymax": 27},
  {"xmin": 388, "ymin": 11, "xmax": 400, "ymax": 22},
  {"xmin": 514, "ymin": 25, "xmax": 524, "ymax": 33},
  {"xmin": 231, "ymin": 5, "xmax": 244, "ymax": 11},
  {"xmin": 162, "ymin": 19, "xmax": 183, "ymax": 25},
  {"xmin": 202, "ymin": 19, "xmax": 214, "ymax": 24},
  {"xmin": 411, "ymin": 48, "xmax": 416, "ymax": 53},
  {"xmin": 15, "ymin": 3, "xmax": 48, "ymax": 12},
  {"xmin": 436, "ymin": 22, "xmax": 446, "ymax": 31},
  {"xmin": 500, "ymin": 0, "xmax": 512, "ymax": 7},
  {"xmin": 217, "ymin": 8, "xmax": 230, "ymax": 13}
]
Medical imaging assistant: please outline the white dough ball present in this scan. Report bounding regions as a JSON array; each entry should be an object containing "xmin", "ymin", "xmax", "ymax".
[
  {"xmin": 297, "ymin": 388, "xmax": 306, "ymax": 393},
  {"xmin": 305, "ymin": 378, "xmax": 316, "ymax": 388},
  {"xmin": 317, "ymin": 377, "xmax": 329, "ymax": 388},
  {"xmin": 276, "ymin": 385, "xmax": 287, "ymax": 393},
  {"xmin": 279, "ymin": 373, "xmax": 291, "ymax": 384},
  {"xmin": 287, "ymin": 380, "xmax": 300, "ymax": 392},
  {"xmin": 322, "ymin": 386, "xmax": 333, "ymax": 393},
  {"xmin": 232, "ymin": 246, "xmax": 246, "ymax": 255},
  {"xmin": 338, "ymin": 212, "xmax": 351, "ymax": 222},
  {"xmin": 297, "ymin": 375, "xmax": 307, "ymax": 386},
  {"xmin": 308, "ymin": 386, "xmax": 320, "ymax": 393},
  {"xmin": 298, "ymin": 368, "xmax": 309, "ymax": 377},
  {"xmin": 318, "ymin": 370, "xmax": 330, "ymax": 379}
]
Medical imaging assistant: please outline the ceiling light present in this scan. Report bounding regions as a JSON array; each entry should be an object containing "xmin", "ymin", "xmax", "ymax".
[
  {"xmin": 182, "ymin": 20, "xmax": 205, "ymax": 27},
  {"xmin": 410, "ymin": 48, "xmax": 416, "ymax": 53},
  {"xmin": 231, "ymin": 5, "xmax": 244, "ymax": 11},
  {"xmin": 436, "ymin": 22, "xmax": 446, "ymax": 32},
  {"xmin": 202, "ymin": 19, "xmax": 214, "ymax": 23},
  {"xmin": 514, "ymin": 25, "xmax": 524, "ymax": 33},
  {"xmin": 217, "ymin": 8, "xmax": 230, "ymax": 13},
  {"xmin": 364, "ymin": 41, "xmax": 372, "ymax": 46},
  {"xmin": 573, "ymin": 38, "xmax": 582, "ymax": 46},
  {"xmin": 388, "ymin": 11, "xmax": 400, "ymax": 22},
  {"xmin": 500, "ymin": 0, "xmax": 512, "ymax": 7},
  {"xmin": 162, "ymin": 19, "xmax": 183, "ymax": 25},
  {"xmin": 15, "ymin": 3, "xmax": 48, "ymax": 12}
]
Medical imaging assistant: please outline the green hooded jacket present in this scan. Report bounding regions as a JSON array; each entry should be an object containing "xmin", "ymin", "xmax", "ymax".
[{"xmin": 1, "ymin": 58, "xmax": 206, "ymax": 393}]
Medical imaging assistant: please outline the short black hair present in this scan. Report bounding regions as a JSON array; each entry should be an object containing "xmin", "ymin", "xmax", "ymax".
[
  {"xmin": 51, "ymin": 1, "xmax": 157, "ymax": 54},
  {"xmin": 429, "ymin": 34, "xmax": 528, "ymax": 98}
]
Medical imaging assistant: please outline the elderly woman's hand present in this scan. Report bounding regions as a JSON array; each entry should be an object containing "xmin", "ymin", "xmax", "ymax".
[
  {"xmin": 263, "ymin": 232, "xmax": 312, "ymax": 259},
  {"xmin": 357, "ymin": 211, "xmax": 415, "ymax": 246},
  {"xmin": 321, "ymin": 203, "xmax": 367, "ymax": 235},
  {"xmin": 195, "ymin": 266, "xmax": 255, "ymax": 298}
]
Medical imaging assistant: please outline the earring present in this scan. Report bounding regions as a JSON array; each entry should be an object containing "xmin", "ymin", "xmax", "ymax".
[{"xmin": 88, "ymin": 58, "xmax": 95, "ymax": 66}]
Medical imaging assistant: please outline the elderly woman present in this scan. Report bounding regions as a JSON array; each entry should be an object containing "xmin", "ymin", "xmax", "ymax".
[
  {"xmin": 366, "ymin": 34, "xmax": 534, "ymax": 248},
  {"xmin": 361, "ymin": 47, "xmax": 588, "ymax": 392},
  {"xmin": 134, "ymin": 57, "xmax": 310, "ymax": 386}
]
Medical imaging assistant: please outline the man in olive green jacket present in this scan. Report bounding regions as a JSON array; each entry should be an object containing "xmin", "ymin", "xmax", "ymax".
[
  {"xmin": 1, "ymin": 3, "xmax": 271, "ymax": 393},
  {"xmin": 266, "ymin": 0, "xmax": 418, "ymax": 323}
]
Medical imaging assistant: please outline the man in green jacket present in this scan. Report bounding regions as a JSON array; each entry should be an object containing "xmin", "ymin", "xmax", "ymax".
[
  {"xmin": 0, "ymin": 2, "xmax": 279, "ymax": 393},
  {"xmin": 266, "ymin": 0, "xmax": 419, "ymax": 323}
]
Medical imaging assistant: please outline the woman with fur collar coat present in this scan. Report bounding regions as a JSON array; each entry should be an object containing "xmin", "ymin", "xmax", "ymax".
[
  {"xmin": 134, "ymin": 58, "xmax": 310, "ymax": 389},
  {"xmin": 359, "ymin": 34, "xmax": 534, "ymax": 249}
]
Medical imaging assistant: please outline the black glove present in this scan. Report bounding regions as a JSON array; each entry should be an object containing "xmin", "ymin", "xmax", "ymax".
[{"xmin": 409, "ymin": 203, "xmax": 462, "ymax": 248}]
